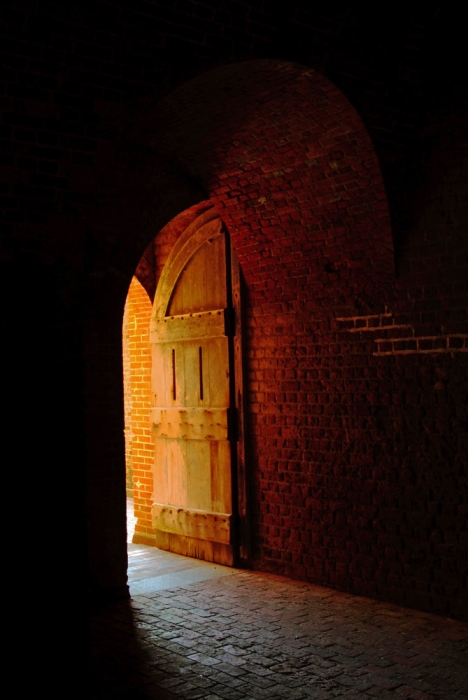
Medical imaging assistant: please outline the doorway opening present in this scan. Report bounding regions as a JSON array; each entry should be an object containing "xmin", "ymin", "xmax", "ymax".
[
  {"xmin": 122, "ymin": 275, "xmax": 153, "ymax": 544},
  {"xmin": 122, "ymin": 205, "xmax": 249, "ymax": 567}
]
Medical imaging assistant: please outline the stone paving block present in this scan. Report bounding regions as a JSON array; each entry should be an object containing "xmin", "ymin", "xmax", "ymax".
[
  {"xmin": 394, "ymin": 687, "xmax": 436, "ymax": 699},
  {"xmin": 164, "ymin": 640, "xmax": 201, "ymax": 657},
  {"xmin": 175, "ymin": 681, "xmax": 210, "ymax": 697},
  {"xmin": 363, "ymin": 686, "xmax": 400, "ymax": 699},
  {"xmin": 210, "ymin": 661, "xmax": 249, "ymax": 677},
  {"xmin": 219, "ymin": 643, "xmax": 248, "ymax": 656},
  {"xmin": 302, "ymin": 682, "xmax": 337, "ymax": 699},
  {"xmin": 171, "ymin": 636, "xmax": 200, "ymax": 649},
  {"xmin": 266, "ymin": 673, "xmax": 309, "ymax": 689},
  {"xmin": 329, "ymin": 652, "xmax": 367, "ymax": 668},
  {"xmin": 207, "ymin": 684, "xmax": 248, "ymax": 699},
  {"xmin": 214, "ymin": 652, "xmax": 248, "ymax": 666},
  {"xmin": 177, "ymin": 688, "xmax": 207, "ymax": 699},
  {"xmin": 235, "ymin": 673, "xmax": 277, "ymax": 689},
  {"xmin": 223, "ymin": 638, "xmax": 255, "ymax": 651},
  {"xmin": 241, "ymin": 683, "xmax": 300, "ymax": 700},
  {"xmin": 202, "ymin": 630, "xmax": 233, "ymax": 642},
  {"xmin": 190, "ymin": 642, "xmax": 225, "ymax": 656},
  {"xmin": 333, "ymin": 672, "xmax": 377, "ymax": 691},
  {"xmin": 187, "ymin": 651, "xmax": 222, "ymax": 666},
  {"xmin": 203, "ymin": 669, "xmax": 248, "ymax": 689},
  {"xmin": 238, "ymin": 660, "xmax": 275, "ymax": 677}
]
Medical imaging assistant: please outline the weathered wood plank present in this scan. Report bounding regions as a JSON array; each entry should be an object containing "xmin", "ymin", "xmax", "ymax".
[
  {"xmin": 154, "ymin": 531, "xmax": 234, "ymax": 566},
  {"xmin": 153, "ymin": 216, "xmax": 222, "ymax": 318},
  {"xmin": 168, "ymin": 242, "xmax": 208, "ymax": 315},
  {"xmin": 182, "ymin": 341, "xmax": 200, "ymax": 406},
  {"xmin": 210, "ymin": 440, "xmax": 232, "ymax": 514},
  {"xmin": 151, "ymin": 343, "xmax": 167, "ymax": 405},
  {"xmin": 151, "ymin": 408, "xmax": 228, "ymax": 440},
  {"xmin": 166, "ymin": 438, "xmax": 186, "ymax": 506},
  {"xmin": 153, "ymin": 437, "xmax": 169, "ymax": 505},
  {"xmin": 206, "ymin": 336, "xmax": 230, "ymax": 406},
  {"xmin": 152, "ymin": 503, "xmax": 232, "ymax": 545},
  {"xmin": 186, "ymin": 439, "xmax": 212, "ymax": 511},
  {"xmin": 151, "ymin": 309, "xmax": 227, "ymax": 343}
]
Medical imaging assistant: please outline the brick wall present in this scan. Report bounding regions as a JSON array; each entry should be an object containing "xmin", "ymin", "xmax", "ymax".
[
  {"xmin": 2, "ymin": 3, "xmax": 466, "ymax": 621},
  {"xmin": 122, "ymin": 296, "xmax": 133, "ymax": 495},
  {"xmin": 126, "ymin": 60, "xmax": 466, "ymax": 619},
  {"xmin": 122, "ymin": 277, "xmax": 153, "ymax": 515},
  {"xmin": 123, "ymin": 278, "xmax": 155, "ymax": 544}
]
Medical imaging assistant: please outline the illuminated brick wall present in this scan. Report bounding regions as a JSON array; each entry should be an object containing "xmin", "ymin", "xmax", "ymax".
[
  {"xmin": 122, "ymin": 277, "xmax": 154, "ymax": 543},
  {"xmin": 122, "ymin": 299, "xmax": 133, "ymax": 496}
]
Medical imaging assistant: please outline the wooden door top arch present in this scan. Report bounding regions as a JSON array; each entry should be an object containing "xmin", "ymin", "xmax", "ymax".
[{"xmin": 151, "ymin": 207, "xmax": 224, "ymax": 321}]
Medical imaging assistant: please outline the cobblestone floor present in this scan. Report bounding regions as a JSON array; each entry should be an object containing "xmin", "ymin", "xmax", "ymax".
[{"xmin": 89, "ymin": 553, "xmax": 468, "ymax": 699}]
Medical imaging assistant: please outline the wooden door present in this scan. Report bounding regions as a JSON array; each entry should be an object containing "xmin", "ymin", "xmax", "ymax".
[{"xmin": 150, "ymin": 211, "xmax": 239, "ymax": 566}]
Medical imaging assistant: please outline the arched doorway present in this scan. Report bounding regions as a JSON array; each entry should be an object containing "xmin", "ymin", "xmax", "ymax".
[
  {"xmin": 110, "ymin": 59, "xmax": 395, "ymax": 606},
  {"xmin": 123, "ymin": 206, "xmax": 249, "ymax": 567}
]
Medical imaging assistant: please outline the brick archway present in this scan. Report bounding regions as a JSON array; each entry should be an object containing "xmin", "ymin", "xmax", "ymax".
[
  {"xmin": 120, "ymin": 59, "xmax": 395, "ymax": 587},
  {"xmin": 97, "ymin": 58, "xmax": 399, "ymax": 602},
  {"xmin": 134, "ymin": 59, "xmax": 394, "ymax": 309}
]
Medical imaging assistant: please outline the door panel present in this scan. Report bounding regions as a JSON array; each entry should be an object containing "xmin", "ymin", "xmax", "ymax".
[
  {"xmin": 206, "ymin": 337, "xmax": 230, "ymax": 405},
  {"xmin": 150, "ymin": 215, "xmax": 236, "ymax": 566},
  {"xmin": 186, "ymin": 440, "xmax": 212, "ymax": 511},
  {"xmin": 168, "ymin": 234, "xmax": 227, "ymax": 315}
]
